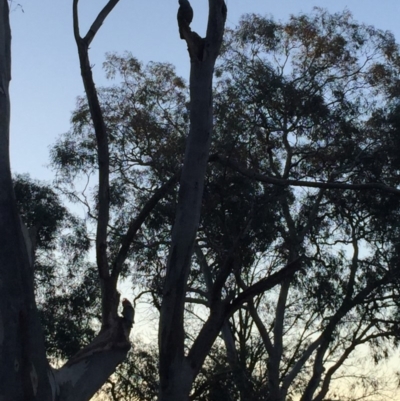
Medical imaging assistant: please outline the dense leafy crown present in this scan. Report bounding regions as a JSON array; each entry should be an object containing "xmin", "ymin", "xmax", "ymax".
[{"xmin": 28, "ymin": 9, "xmax": 400, "ymax": 401}]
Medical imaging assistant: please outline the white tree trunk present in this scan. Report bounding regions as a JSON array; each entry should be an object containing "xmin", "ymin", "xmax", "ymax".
[
  {"xmin": 0, "ymin": 3, "xmax": 132, "ymax": 400},
  {"xmin": 158, "ymin": 2, "xmax": 227, "ymax": 400}
]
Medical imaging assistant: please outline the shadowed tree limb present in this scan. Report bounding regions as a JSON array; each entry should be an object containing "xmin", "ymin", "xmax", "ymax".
[
  {"xmin": 0, "ymin": 2, "xmax": 54, "ymax": 399},
  {"xmin": 112, "ymin": 172, "xmax": 179, "ymax": 278},
  {"xmin": 73, "ymin": 0, "xmax": 119, "ymax": 327},
  {"xmin": 215, "ymin": 154, "xmax": 400, "ymax": 195},
  {"xmin": 187, "ymin": 257, "xmax": 303, "ymax": 381},
  {"xmin": 158, "ymin": 1, "xmax": 227, "ymax": 400}
]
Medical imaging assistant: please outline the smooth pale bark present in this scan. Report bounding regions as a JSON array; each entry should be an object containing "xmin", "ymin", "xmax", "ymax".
[
  {"xmin": 158, "ymin": 2, "xmax": 227, "ymax": 400},
  {"xmin": 0, "ymin": 2, "xmax": 134, "ymax": 400},
  {"xmin": 54, "ymin": 328, "xmax": 130, "ymax": 401},
  {"xmin": 159, "ymin": 4, "xmax": 303, "ymax": 400},
  {"xmin": 0, "ymin": 1, "xmax": 53, "ymax": 399},
  {"xmin": 267, "ymin": 278, "xmax": 291, "ymax": 401}
]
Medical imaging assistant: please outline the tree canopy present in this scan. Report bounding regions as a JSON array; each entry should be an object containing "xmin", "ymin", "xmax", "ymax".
[
  {"xmin": 43, "ymin": 8, "xmax": 400, "ymax": 401},
  {"xmin": 2, "ymin": 2, "xmax": 400, "ymax": 401}
]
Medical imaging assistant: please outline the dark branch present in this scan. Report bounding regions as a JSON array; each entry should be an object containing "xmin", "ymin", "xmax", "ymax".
[
  {"xmin": 112, "ymin": 173, "xmax": 179, "ymax": 278},
  {"xmin": 228, "ymin": 258, "xmax": 303, "ymax": 316},
  {"xmin": 216, "ymin": 155, "xmax": 400, "ymax": 195},
  {"xmin": 72, "ymin": 0, "xmax": 80, "ymax": 41},
  {"xmin": 72, "ymin": 0, "xmax": 122, "ymax": 327},
  {"xmin": 84, "ymin": 0, "xmax": 120, "ymax": 45}
]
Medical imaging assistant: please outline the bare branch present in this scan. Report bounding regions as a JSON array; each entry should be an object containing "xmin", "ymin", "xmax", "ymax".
[
  {"xmin": 73, "ymin": 0, "xmax": 120, "ymax": 327},
  {"xmin": 185, "ymin": 297, "xmax": 208, "ymax": 306},
  {"xmin": 215, "ymin": 155, "xmax": 400, "ymax": 195},
  {"xmin": 228, "ymin": 258, "xmax": 303, "ymax": 316},
  {"xmin": 84, "ymin": 0, "xmax": 120, "ymax": 46},
  {"xmin": 205, "ymin": 0, "xmax": 227, "ymax": 56},
  {"xmin": 248, "ymin": 300, "xmax": 273, "ymax": 355},
  {"xmin": 211, "ymin": 214, "xmax": 253, "ymax": 303},
  {"xmin": 300, "ymin": 272, "xmax": 396, "ymax": 401},
  {"xmin": 72, "ymin": 0, "xmax": 80, "ymax": 41},
  {"xmin": 112, "ymin": 173, "xmax": 179, "ymax": 278}
]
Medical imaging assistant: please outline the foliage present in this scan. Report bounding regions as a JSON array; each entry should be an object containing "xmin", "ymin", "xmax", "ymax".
[
  {"xmin": 51, "ymin": 54, "xmax": 187, "ymax": 280},
  {"xmin": 13, "ymin": 174, "xmax": 97, "ymax": 360},
  {"xmin": 40, "ymin": 8, "xmax": 400, "ymax": 401}
]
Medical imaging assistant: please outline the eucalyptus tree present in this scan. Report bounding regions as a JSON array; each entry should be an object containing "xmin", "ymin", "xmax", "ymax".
[
  {"xmin": 206, "ymin": 10, "xmax": 400, "ymax": 401},
  {"xmin": 0, "ymin": 0, "xmax": 229, "ymax": 399},
  {"xmin": 53, "ymin": 0, "xmax": 302, "ymax": 399},
  {"xmin": 54, "ymin": 9, "xmax": 400, "ymax": 401},
  {"xmin": 13, "ymin": 174, "xmax": 98, "ymax": 361},
  {"xmin": 3, "ymin": 0, "xmax": 400, "ymax": 400},
  {"xmin": 0, "ymin": 1, "xmax": 137, "ymax": 398},
  {"xmin": 64, "ymin": 9, "xmax": 400, "ymax": 401}
]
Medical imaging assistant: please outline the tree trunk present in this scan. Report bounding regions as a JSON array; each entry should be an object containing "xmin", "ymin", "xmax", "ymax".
[
  {"xmin": 0, "ymin": 3, "xmax": 133, "ymax": 400},
  {"xmin": 0, "ymin": 1, "xmax": 54, "ymax": 399},
  {"xmin": 158, "ymin": 2, "xmax": 227, "ymax": 400}
]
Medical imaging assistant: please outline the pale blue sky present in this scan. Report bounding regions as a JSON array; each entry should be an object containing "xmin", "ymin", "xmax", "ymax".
[{"xmin": 8, "ymin": 0, "xmax": 400, "ymax": 181}]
